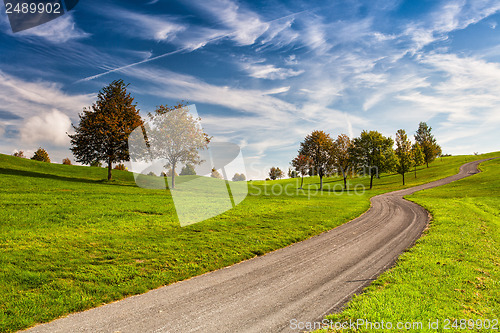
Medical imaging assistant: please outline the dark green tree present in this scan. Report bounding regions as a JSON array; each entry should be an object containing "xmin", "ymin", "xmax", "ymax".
[
  {"xmin": 269, "ymin": 167, "xmax": 284, "ymax": 180},
  {"xmin": 31, "ymin": 148, "xmax": 50, "ymax": 163},
  {"xmin": 411, "ymin": 143, "xmax": 424, "ymax": 178},
  {"xmin": 180, "ymin": 164, "xmax": 197, "ymax": 176},
  {"xmin": 298, "ymin": 130, "xmax": 334, "ymax": 190},
  {"xmin": 395, "ymin": 129, "xmax": 412, "ymax": 185},
  {"xmin": 415, "ymin": 122, "xmax": 441, "ymax": 168},
  {"xmin": 69, "ymin": 79, "xmax": 143, "ymax": 180},
  {"xmin": 350, "ymin": 130, "xmax": 395, "ymax": 189}
]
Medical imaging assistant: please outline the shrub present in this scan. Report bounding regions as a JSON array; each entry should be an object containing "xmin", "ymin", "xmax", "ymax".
[
  {"xmin": 62, "ymin": 158, "xmax": 72, "ymax": 165},
  {"xmin": 147, "ymin": 171, "xmax": 156, "ymax": 176},
  {"xmin": 31, "ymin": 148, "xmax": 50, "ymax": 163},
  {"xmin": 180, "ymin": 164, "xmax": 196, "ymax": 176},
  {"xmin": 232, "ymin": 173, "xmax": 246, "ymax": 181},
  {"xmin": 114, "ymin": 163, "xmax": 127, "ymax": 171},
  {"xmin": 90, "ymin": 160, "xmax": 102, "ymax": 167},
  {"xmin": 211, "ymin": 168, "xmax": 223, "ymax": 179},
  {"xmin": 13, "ymin": 151, "xmax": 26, "ymax": 158}
]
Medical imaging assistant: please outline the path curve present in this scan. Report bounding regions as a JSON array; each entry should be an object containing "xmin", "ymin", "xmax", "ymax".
[{"xmin": 24, "ymin": 159, "xmax": 490, "ymax": 333}]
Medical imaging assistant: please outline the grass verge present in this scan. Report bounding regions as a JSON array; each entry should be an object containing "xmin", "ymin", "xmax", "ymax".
[
  {"xmin": 0, "ymin": 152, "xmax": 498, "ymax": 331},
  {"xmin": 317, "ymin": 157, "xmax": 500, "ymax": 332}
]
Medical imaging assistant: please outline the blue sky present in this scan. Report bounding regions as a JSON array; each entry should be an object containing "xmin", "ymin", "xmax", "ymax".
[{"xmin": 1, "ymin": 0, "xmax": 499, "ymax": 179}]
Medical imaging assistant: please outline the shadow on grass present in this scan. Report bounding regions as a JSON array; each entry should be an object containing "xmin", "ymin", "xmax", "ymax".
[{"xmin": 0, "ymin": 167, "xmax": 138, "ymax": 187}]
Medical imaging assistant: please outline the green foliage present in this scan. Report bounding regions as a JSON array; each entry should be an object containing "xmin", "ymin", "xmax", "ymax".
[
  {"xmin": 411, "ymin": 143, "xmax": 425, "ymax": 178},
  {"xmin": 415, "ymin": 122, "xmax": 441, "ymax": 168},
  {"xmin": 180, "ymin": 164, "xmax": 196, "ymax": 176},
  {"xmin": 298, "ymin": 130, "xmax": 334, "ymax": 190},
  {"xmin": 232, "ymin": 173, "xmax": 246, "ymax": 181},
  {"xmin": 349, "ymin": 130, "xmax": 395, "ymax": 189},
  {"xmin": 12, "ymin": 151, "xmax": 25, "ymax": 158},
  {"xmin": 395, "ymin": 129, "xmax": 412, "ymax": 185},
  {"xmin": 322, "ymin": 158, "xmax": 500, "ymax": 332},
  {"xmin": 69, "ymin": 79, "xmax": 143, "ymax": 180},
  {"xmin": 90, "ymin": 160, "xmax": 102, "ymax": 167},
  {"xmin": 269, "ymin": 166, "xmax": 284, "ymax": 180},
  {"xmin": 62, "ymin": 158, "xmax": 72, "ymax": 165},
  {"xmin": 0, "ymin": 152, "xmax": 498, "ymax": 332},
  {"xmin": 30, "ymin": 148, "xmax": 50, "ymax": 163},
  {"xmin": 288, "ymin": 168, "xmax": 298, "ymax": 178}
]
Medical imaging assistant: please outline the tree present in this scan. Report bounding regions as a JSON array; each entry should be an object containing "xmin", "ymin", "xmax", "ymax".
[
  {"xmin": 114, "ymin": 163, "xmax": 126, "ymax": 170},
  {"xmin": 415, "ymin": 122, "xmax": 441, "ymax": 168},
  {"xmin": 288, "ymin": 168, "xmax": 298, "ymax": 178},
  {"xmin": 232, "ymin": 173, "xmax": 246, "ymax": 181},
  {"xmin": 350, "ymin": 130, "xmax": 395, "ymax": 190},
  {"xmin": 298, "ymin": 130, "xmax": 334, "ymax": 190},
  {"xmin": 180, "ymin": 164, "xmax": 196, "ymax": 176},
  {"xmin": 13, "ymin": 151, "xmax": 25, "ymax": 158},
  {"xmin": 142, "ymin": 103, "xmax": 210, "ymax": 189},
  {"xmin": 411, "ymin": 143, "xmax": 424, "ymax": 178},
  {"xmin": 211, "ymin": 168, "xmax": 223, "ymax": 179},
  {"xmin": 269, "ymin": 167, "xmax": 284, "ymax": 180},
  {"xmin": 90, "ymin": 160, "xmax": 102, "ymax": 167},
  {"xmin": 395, "ymin": 129, "xmax": 412, "ymax": 185},
  {"xmin": 291, "ymin": 154, "xmax": 312, "ymax": 189},
  {"xmin": 69, "ymin": 79, "xmax": 143, "ymax": 180},
  {"xmin": 31, "ymin": 148, "xmax": 50, "ymax": 162},
  {"xmin": 332, "ymin": 134, "xmax": 353, "ymax": 190},
  {"xmin": 62, "ymin": 158, "xmax": 72, "ymax": 165}
]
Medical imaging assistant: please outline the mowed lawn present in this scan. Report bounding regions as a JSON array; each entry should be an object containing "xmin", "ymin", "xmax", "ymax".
[
  {"xmin": 0, "ymin": 152, "xmax": 497, "ymax": 332},
  {"xmin": 319, "ymin": 157, "xmax": 500, "ymax": 332}
]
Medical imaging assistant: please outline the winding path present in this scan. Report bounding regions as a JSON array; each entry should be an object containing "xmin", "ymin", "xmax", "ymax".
[{"xmin": 25, "ymin": 159, "xmax": 489, "ymax": 333}]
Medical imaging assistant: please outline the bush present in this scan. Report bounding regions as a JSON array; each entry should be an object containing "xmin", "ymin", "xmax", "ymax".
[
  {"xmin": 114, "ymin": 163, "xmax": 127, "ymax": 171},
  {"xmin": 90, "ymin": 160, "xmax": 102, "ymax": 167},
  {"xmin": 31, "ymin": 148, "xmax": 50, "ymax": 163},
  {"xmin": 13, "ymin": 151, "xmax": 26, "ymax": 158},
  {"xmin": 147, "ymin": 171, "xmax": 156, "ymax": 176},
  {"xmin": 211, "ymin": 168, "xmax": 223, "ymax": 179},
  {"xmin": 232, "ymin": 173, "xmax": 246, "ymax": 181},
  {"xmin": 62, "ymin": 158, "xmax": 72, "ymax": 165},
  {"xmin": 180, "ymin": 164, "xmax": 196, "ymax": 176}
]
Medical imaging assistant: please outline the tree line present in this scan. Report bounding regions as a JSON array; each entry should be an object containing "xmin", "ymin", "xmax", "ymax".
[{"xmin": 271, "ymin": 123, "xmax": 440, "ymax": 190}]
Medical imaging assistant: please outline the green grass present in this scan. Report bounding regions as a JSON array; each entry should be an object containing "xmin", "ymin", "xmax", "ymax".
[
  {"xmin": 0, "ymin": 152, "xmax": 498, "ymax": 332},
  {"xmin": 318, "ymin": 157, "xmax": 500, "ymax": 332}
]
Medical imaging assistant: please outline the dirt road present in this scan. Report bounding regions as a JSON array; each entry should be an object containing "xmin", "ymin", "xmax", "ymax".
[{"xmin": 24, "ymin": 159, "xmax": 488, "ymax": 333}]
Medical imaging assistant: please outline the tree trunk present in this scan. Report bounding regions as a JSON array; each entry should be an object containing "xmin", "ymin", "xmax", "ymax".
[
  {"xmin": 300, "ymin": 175, "xmax": 304, "ymax": 189},
  {"xmin": 402, "ymin": 172, "xmax": 405, "ymax": 185},
  {"xmin": 370, "ymin": 173, "xmax": 374, "ymax": 190},
  {"xmin": 171, "ymin": 163, "xmax": 176, "ymax": 189},
  {"xmin": 319, "ymin": 175, "xmax": 323, "ymax": 191},
  {"xmin": 426, "ymin": 160, "xmax": 429, "ymax": 168},
  {"xmin": 107, "ymin": 160, "xmax": 112, "ymax": 180}
]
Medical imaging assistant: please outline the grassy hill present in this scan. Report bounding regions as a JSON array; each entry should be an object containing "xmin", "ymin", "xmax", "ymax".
[
  {"xmin": 318, "ymin": 157, "xmax": 500, "ymax": 332},
  {"xmin": 0, "ymin": 152, "xmax": 498, "ymax": 332}
]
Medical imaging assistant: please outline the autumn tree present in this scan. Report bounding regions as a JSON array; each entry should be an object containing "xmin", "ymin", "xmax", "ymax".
[
  {"xmin": 350, "ymin": 130, "xmax": 395, "ymax": 190},
  {"xmin": 411, "ymin": 143, "xmax": 424, "ymax": 178},
  {"xmin": 31, "ymin": 148, "xmax": 50, "ymax": 162},
  {"xmin": 415, "ymin": 122, "xmax": 441, "ymax": 168},
  {"xmin": 291, "ymin": 154, "xmax": 312, "ymax": 189},
  {"xmin": 62, "ymin": 158, "xmax": 72, "ymax": 165},
  {"xmin": 180, "ymin": 164, "xmax": 196, "ymax": 176},
  {"xmin": 232, "ymin": 173, "xmax": 246, "ymax": 181},
  {"xmin": 211, "ymin": 168, "xmax": 223, "ymax": 179},
  {"xmin": 298, "ymin": 130, "xmax": 334, "ymax": 190},
  {"xmin": 141, "ymin": 103, "xmax": 210, "ymax": 189},
  {"xmin": 332, "ymin": 134, "xmax": 353, "ymax": 190},
  {"xmin": 13, "ymin": 151, "xmax": 25, "ymax": 158},
  {"xmin": 269, "ymin": 166, "xmax": 284, "ymax": 180},
  {"xmin": 395, "ymin": 129, "xmax": 412, "ymax": 185},
  {"xmin": 287, "ymin": 168, "xmax": 298, "ymax": 178},
  {"xmin": 69, "ymin": 80, "xmax": 143, "ymax": 180}
]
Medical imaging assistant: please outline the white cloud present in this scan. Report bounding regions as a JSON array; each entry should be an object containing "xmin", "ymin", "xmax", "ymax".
[
  {"xmin": 242, "ymin": 62, "xmax": 304, "ymax": 80},
  {"xmin": 16, "ymin": 13, "xmax": 89, "ymax": 43},
  {"xmin": 0, "ymin": 71, "xmax": 95, "ymax": 120},
  {"xmin": 20, "ymin": 109, "xmax": 72, "ymax": 146}
]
